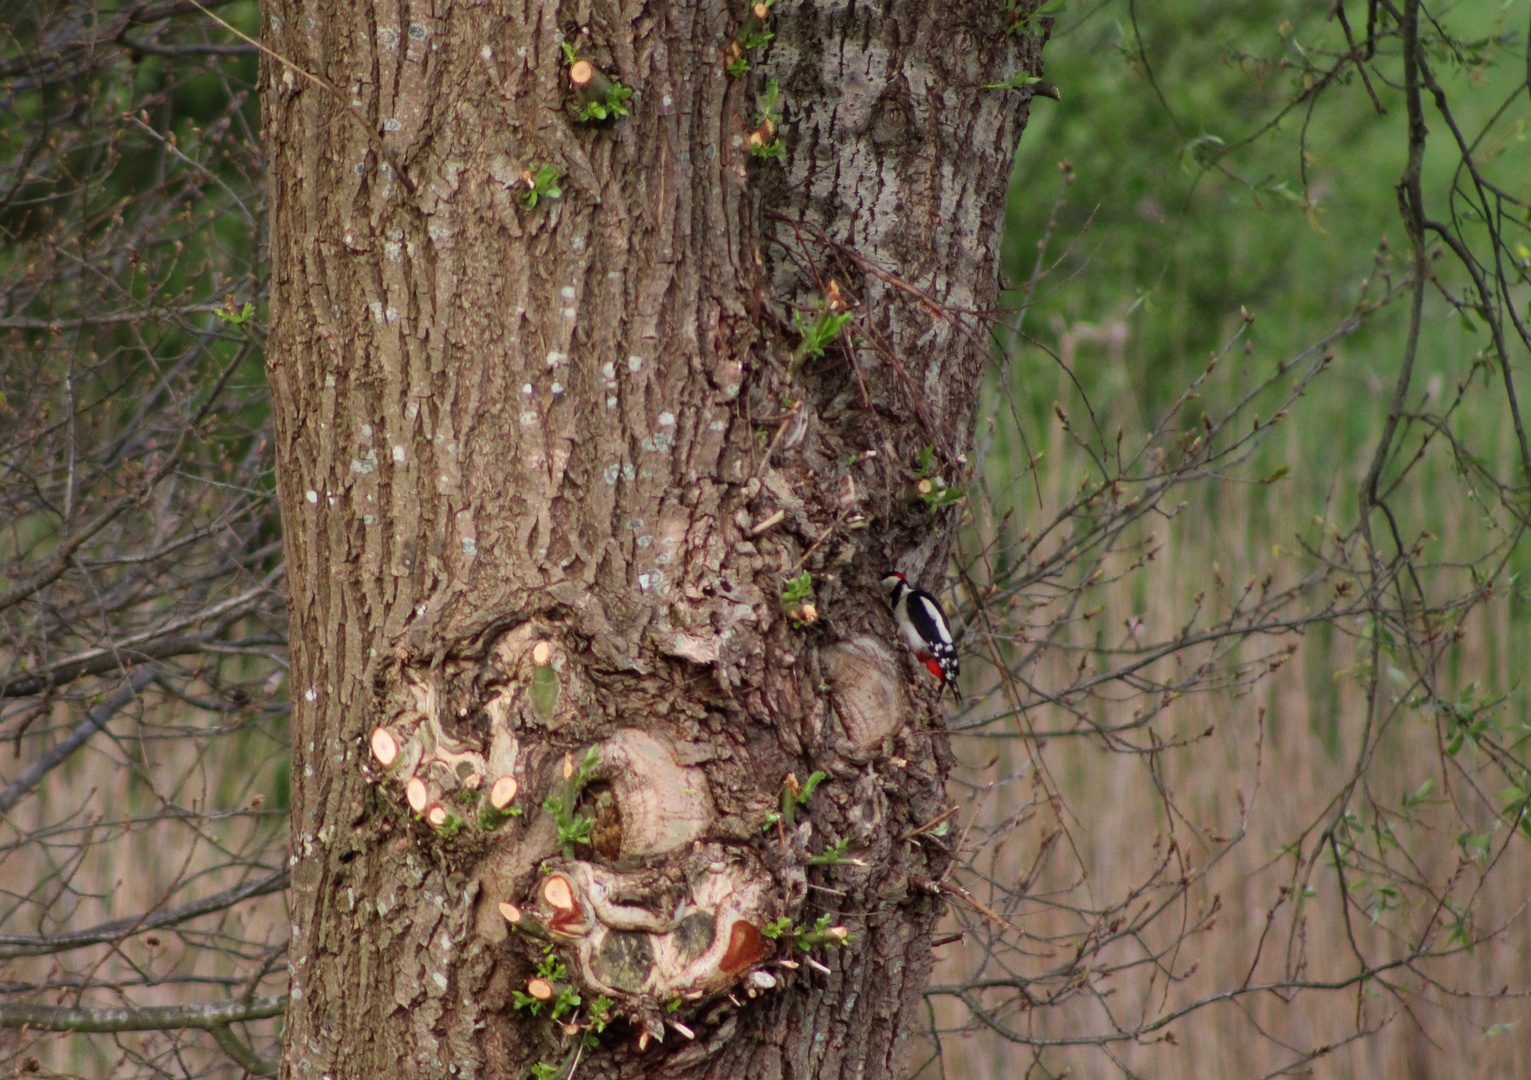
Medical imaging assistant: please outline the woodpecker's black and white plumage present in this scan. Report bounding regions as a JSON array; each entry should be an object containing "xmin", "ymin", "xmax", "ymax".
[{"xmin": 881, "ymin": 571, "xmax": 961, "ymax": 702}]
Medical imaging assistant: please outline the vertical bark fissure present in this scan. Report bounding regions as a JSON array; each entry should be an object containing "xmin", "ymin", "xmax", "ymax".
[{"xmin": 265, "ymin": 1, "xmax": 1045, "ymax": 1077}]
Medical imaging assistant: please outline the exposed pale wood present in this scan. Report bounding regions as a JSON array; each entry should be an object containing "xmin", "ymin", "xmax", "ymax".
[
  {"xmin": 489, "ymin": 775, "xmax": 518, "ymax": 810},
  {"xmin": 542, "ymin": 876, "xmax": 576, "ymax": 914},
  {"xmin": 369, "ymin": 727, "xmax": 397, "ymax": 767}
]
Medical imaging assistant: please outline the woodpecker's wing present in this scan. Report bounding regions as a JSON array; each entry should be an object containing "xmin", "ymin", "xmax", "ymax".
[{"xmin": 912, "ymin": 592, "xmax": 956, "ymax": 650}]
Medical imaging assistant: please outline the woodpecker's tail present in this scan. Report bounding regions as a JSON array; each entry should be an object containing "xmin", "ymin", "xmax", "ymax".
[{"xmin": 921, "ymin": 656, "xmax": 962, "ymax": 704}]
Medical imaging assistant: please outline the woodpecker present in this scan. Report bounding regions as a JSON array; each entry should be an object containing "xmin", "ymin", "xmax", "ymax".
[{"xmin": 880, "ymin": 571, "xmax": 962, "ymax": 702}]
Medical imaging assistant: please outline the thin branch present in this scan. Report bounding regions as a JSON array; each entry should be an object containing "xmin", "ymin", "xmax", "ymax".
[
  {"xmin": 0, "ymin": 869, "xmax": 289, "ymax": 959},
  {"xmin": 118, "ymin": 38, "xmax": 258, "ymax": 58},
  {"xmin": 0, "ymin": 994, "xmax": 285, "ymax": 1032},
  {"xmin": 0, "ymin": 665, "xmax": 158, "ymax": 814},
  {"xmin": 208, "ymin": 1021, "xmax": 279, "ymax": 1076},
  {"xmin": 0, "ymin": 572, "xmax": 279, "ymax": 697}
]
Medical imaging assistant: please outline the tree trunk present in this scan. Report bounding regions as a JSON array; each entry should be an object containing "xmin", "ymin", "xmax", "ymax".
[{"xmin": 262, "ymin": 0, "xmax": 1045, "ymax": 1076}]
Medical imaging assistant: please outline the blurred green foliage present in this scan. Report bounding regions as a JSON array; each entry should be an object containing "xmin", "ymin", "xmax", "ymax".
[
  {"xmin": 964, "ymin": 0, "xmax": 1531, "ymax": 771},
  {"xmin": 983, "ymin": 0, "xmax": 1531, "ymax": 639},
  {"xmin": 1003, "ymin": 0, "xmax": 1525, "ymax": 428}
]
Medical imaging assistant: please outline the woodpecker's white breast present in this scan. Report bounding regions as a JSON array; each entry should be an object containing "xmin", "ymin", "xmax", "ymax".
[{"xmin": 894, "ymin": 603, "xmax": 930, "ymax": 655}]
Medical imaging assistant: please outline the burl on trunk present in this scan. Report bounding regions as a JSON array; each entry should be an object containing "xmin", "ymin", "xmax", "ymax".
[{"xmin": 262, "ymin": 0, "xmax": 1045, "ymax": 1075}]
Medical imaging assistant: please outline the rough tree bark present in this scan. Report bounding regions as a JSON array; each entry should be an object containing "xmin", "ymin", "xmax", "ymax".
[{"xmin": 262, "ymin": 0, "xmax": 1045, "ymax": 1076}]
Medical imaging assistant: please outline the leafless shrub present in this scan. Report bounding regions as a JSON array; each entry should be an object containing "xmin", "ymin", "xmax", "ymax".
[
  {"xmin": 0, "ymin": 3, "xmax": 284, "ymax": 1077},
  {"xmin": 920, "ymin": 4, "xmax": 1531, "ymax": 1075}
]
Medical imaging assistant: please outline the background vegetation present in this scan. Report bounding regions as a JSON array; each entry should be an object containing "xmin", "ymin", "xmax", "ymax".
[
  {"xmin": 0, "ymin": 1, "xmax": 1526, "ymax": 1077},
  {"xmin": 926, "ymin": 1, "xmax": 1531, "ymax": 1077},
  {"xmin": 0, "ymin": 3, "xmax": 285, "ymax": 1076}
]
